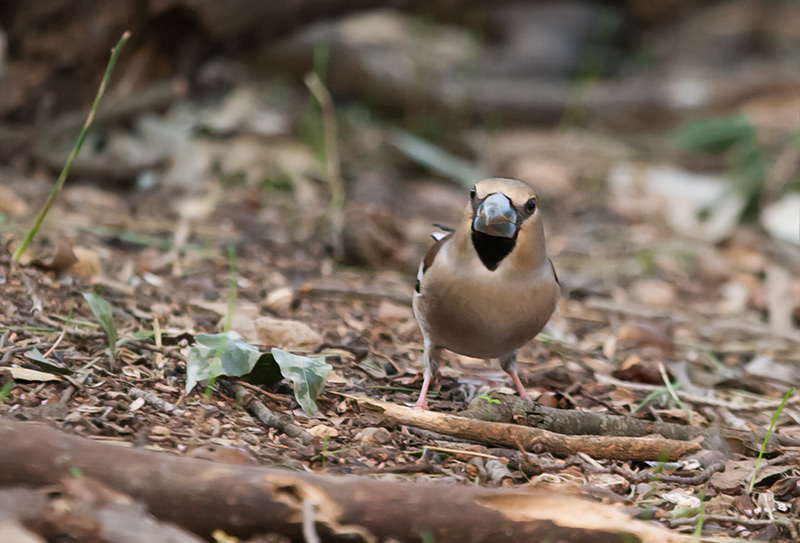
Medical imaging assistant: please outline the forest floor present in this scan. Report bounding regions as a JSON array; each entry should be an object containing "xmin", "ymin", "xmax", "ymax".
[{"xmin": 1, "ymin": 79, "xmax": 799, "ymax": 542}]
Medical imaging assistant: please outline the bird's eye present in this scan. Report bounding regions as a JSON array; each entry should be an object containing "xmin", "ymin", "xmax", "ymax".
[
  {"xmin": 470, "ymin": 187, "xmax": 476, "ymax": 200},
  {"xmin": 525, "ymin": 197, "xmax": 536, "ymax": 213}
]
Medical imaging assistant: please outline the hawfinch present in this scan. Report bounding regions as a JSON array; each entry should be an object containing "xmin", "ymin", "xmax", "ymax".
[{"xmin": 412, "ymin": 178, "xmax": 560, "ymax": 409}]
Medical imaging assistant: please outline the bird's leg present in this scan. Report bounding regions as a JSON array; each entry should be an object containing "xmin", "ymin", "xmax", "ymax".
[
  {"xmin": 414, "ymin": 339, "xmax": 440, "ymax": 410},
  {"xmin": 499, "ymin": 350, "xmax": 531, "ymax": 400}
]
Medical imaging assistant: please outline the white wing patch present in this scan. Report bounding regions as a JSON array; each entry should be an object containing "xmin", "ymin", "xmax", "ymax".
[{"xmin": 431, "ymin": 231, "xmax": 448, "ymax": 241}]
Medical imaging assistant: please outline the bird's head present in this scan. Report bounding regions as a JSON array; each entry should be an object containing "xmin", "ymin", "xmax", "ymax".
[
  {"xmin": 469, "ymin": 178, "xmax": 539, "ymax": 239},
  {"xmin": 461, "ymin": 178, "xmax": 545, "ymax": 271}
]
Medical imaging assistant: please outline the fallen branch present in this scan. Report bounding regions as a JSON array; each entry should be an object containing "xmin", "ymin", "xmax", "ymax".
[
  {"xmin": 357, "ymin": 397, "xmax": 700, "ymax": 461},
  {"xmin": 461, "ymin": 393, "xmax": 701, "ymax": 441},
  {"xmin": 459, "ymin": 392, "xmax": 794, "ymax": 452},
  {"xmin": 0, "ymin": 419, "xmax": 684, "ymax": 542},
  {"xmin": 231, "ymin": 382, "xmax": 314, "ymax": 445}
]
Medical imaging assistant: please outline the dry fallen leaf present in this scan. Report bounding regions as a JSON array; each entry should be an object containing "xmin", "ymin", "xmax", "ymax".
[
  {"xmin": 631, "ymin": 278, "xmax": 676, "ymax": 307},
  {"xmin": 255, "ymin": 316, "xmax": 322, "ymax": 349},
  {"xmin": 0, "ymin": 185, "xmax": 29, "ymax": 217},
  {"xmin": 29, "ymin": 240, "xmax": 77, "ymax": 274},
  {"xmin": 308, "ymin": 424, "xmax": 339, "ymax": 439},
  {"xmin": 67, "ymin": 246, "xmax": 102, "ymax": 281},
  {"xmin": 376, "ymin": 301, "xmax": 414, "ymax": 324}
]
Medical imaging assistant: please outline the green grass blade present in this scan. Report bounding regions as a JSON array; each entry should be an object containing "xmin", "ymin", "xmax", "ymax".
[
  {"xmin": 202, "ymin": 245, "xmax": 238, "ymax": 400},
  {"xmin": 748, "ymin": 386, "xmax": 795, "ymax": 492},
  {"xmin": 12, "ymin": 31, "xmax": 130, "ymax": 262}
]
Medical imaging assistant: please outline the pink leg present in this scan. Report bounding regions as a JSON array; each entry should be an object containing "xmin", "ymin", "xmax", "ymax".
[
  {"xmin": 414, "ymin": 375, "xmax": 431, "ymax": 410},
  {"xmin": 414, "ymin": 340, "xmax": 440, "ymax": 410},
  {"xmin": 500, "ymin": 350, "xmax": 531, "ymax": 400},
  {"xmin": 507, "ymin": 366, "xmax": 532, "ymax": 400}
]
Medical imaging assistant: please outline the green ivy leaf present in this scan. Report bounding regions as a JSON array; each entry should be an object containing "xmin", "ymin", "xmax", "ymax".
[
  {"xmin": 82, "ymin": 293, "xmax": 117, "ymax": 355},
  {"xmin": 271, "ymin": 348, "xmax": 331, "ymax": 416},
  {"xmin": 184, "ymin": 332, "xmax": 261, "ymax": 393}
]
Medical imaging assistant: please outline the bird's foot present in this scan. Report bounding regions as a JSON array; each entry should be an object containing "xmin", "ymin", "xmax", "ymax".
[{"xmin": 413, "ymin": 399, "xmax": 430, "ymax": 410}]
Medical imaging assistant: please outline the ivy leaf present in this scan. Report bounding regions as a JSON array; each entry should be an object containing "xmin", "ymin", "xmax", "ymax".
[
  {"xmin": 271, "ymin": 348, "xmax": 331, "ymax": 416},
  {"xmin": 25, "ymin": 348, "xmax": 73, "ymax": 375},
  {"xmin": 184, "ymin": 332, "xmax": 261, "ymax": 393},
  {"xmin": 243, "ymin": 353, "xmax": 284, "ymax": 387},
  {"xmin": 82, "ymin": 293, "xmax": 117, "ymax": 354}
]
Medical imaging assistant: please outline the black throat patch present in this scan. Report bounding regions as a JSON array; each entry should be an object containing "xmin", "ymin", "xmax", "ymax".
[{"xmin": 471, "ymin": 231, "xmax": 516, "ymax": 271}]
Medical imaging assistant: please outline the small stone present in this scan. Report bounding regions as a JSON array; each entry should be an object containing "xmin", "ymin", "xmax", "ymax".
[
  {"xmin": 357, "ymin": 427, "xmax": 391, "ymax": 444},
  {"xmin": 265, "ymin": 287, "xmax": 294, "ymax": 312}
]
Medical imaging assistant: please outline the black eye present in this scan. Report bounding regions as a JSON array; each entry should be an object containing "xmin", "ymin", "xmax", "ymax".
[
  {"xmin": 470, "ymin": 187, "xmax": 476, "ymax": 200},
  {"xmin": 525, "ymin": 197, "xmax": 536, "ymax": 213}
]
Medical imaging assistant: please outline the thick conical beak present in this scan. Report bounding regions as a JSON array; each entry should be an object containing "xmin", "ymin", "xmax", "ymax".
[{"xmin": 473, "ymin": 193, "xmax": 517, "ymax": 238}]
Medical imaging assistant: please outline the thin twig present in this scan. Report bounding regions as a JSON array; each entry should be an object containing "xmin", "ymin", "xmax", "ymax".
[
  {"xmin": 232, "ymin": 383, "xmax": 313, "ymax": 445},
  {"xmin": 42, "ymin": 329, "xmax": 66, "ymax": 359},
  {"xmin": 424, "ymin": 445, "xmax": 500, "ymax": 460},
  {"xmin": 235, "ymin": 380, "xmax": 291, "ymax": 406},
  {"xmin": 130, "ymin": 387, "xmax": 185, "ymax": 416}
]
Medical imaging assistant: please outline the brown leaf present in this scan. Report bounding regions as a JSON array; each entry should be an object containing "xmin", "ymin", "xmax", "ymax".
[
  {"xmin": 617, "ymin": 322, "xmax": 673, "ymax": 354},
  {"xmin": 255, "ymin": 316, "xmax": 322, "ymax": 349},
  {"xmin": 376, "ymin": 301, "xmax": 414, "ymax": 324},
  {"xmin": 631, "ymin": 279, "xmax": 676, "ymax": 307},
  {"xmin": 66, "ymin": 246, "xmax": 102, "ymax": 281},
  {"xmin": 612, "ymin": 354, "xmax": 663, "ymax": 385},
  {"xmin": 710, "ymin": 459, "xmax": 757, "ymax": 493},
  {"xmin": 0, "ymin": 186, "xmax": 29, "ymax": 217},
  {"xmin": 29, "ymin": 240, "xmax": 77, "ymax": 274}
]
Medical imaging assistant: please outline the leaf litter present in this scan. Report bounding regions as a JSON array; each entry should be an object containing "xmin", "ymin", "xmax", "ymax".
[{"xmin": 0, "ymin": 73, "xmax": 799, "ymax": 543}]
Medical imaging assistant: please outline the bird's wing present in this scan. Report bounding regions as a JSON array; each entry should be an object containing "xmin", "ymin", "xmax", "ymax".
[{"xmin": 423, "ymin": 232, "xmax": 453, "ymax": 273}]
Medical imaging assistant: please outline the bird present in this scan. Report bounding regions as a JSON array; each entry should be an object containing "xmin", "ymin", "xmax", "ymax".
[{"xmin": 411, "ymin": 178, "xmax": 560, "ymax": 409}]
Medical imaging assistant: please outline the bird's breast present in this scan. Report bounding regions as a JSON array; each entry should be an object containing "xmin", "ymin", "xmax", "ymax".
[{"xmin": 417, "ymin": 269, "xmax": 558, "ymax": 359}]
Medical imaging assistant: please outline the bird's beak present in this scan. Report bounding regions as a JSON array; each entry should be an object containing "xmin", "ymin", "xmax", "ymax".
[{"xmin": 473, "ymin": 193, "xmax": 517, "ymax": 238}]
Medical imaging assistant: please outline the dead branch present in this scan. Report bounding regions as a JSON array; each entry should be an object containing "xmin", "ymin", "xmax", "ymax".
[
  {"xmin": 459, "ymin": 392, "xmax": 793, "ymax": 452},
  {"xmin": 357, "ymin": 397, "xmax": 700, "ymax": 461},
  {"xmin": 231, "ymin": 383, "xmax": 314, "ymax": 445},
  {"xmin": 461, "ymin": 392, "xmax": 701, "ymax": 440},
  {"xmin": 0, "ymin": 419, "xmax": 684, "ymax": 543}
]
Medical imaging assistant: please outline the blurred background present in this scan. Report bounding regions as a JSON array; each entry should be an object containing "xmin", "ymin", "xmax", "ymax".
[{"xmin": 1, "ymin": 0, "xmax": 799, "ymax": 258}]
